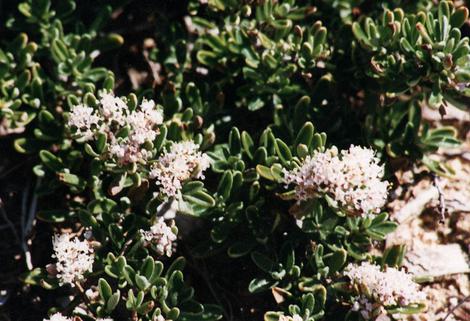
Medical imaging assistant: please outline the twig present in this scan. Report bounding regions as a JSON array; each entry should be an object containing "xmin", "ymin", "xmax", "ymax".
[
  {"xmin": 119, "ymin": 238, "xmax": 134, "ymax": 256},
  {"xmin": 442, "ymin": 294, "xmax": 470, "ymax": 321},
  {"xmin": 431, "ymin": 173, "xmax": 446, "ymax": 224},
  {"xmin": 0, "ymin": 198, "xmax": 21, "ymax": 245},
  {"xmin": 74, "ymin": 281, "xmax": 92, "ymax": 305},
  {"xmin": 20, "ymin": 178, "xmax": 41, "ymax": 270},
  {"xmin": 0, "ymin": 158, "xmax": 31, "ymax": 179},
  {"xmin": 25, "ymin": 178, "xmax": 40, "ymax": 239}
]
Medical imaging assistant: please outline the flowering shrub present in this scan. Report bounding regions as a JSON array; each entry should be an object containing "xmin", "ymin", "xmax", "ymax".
[{"xmin": 0, "ymin": 0, "xmax": 468, "ymax": 321}]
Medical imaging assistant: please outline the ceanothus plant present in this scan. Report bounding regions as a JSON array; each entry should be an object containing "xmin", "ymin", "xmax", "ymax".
[{"xmin": 0, "ymin": 0, "xmax": 467, "ymax": 320}]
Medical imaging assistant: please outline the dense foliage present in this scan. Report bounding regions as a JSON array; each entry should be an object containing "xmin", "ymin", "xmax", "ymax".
[{"xmin": 0, "ymin": 0, "xmax": 468, "ymax": 320}]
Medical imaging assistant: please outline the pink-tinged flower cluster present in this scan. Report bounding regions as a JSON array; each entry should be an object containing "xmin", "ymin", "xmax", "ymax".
[
  {"xmin": 150, "ymin": 141, "xmax": 211, "ymax": 198},
  {"xmin": 52, "ymin": 233, "xmax": 94, "ymax": 286},
  {"xmin": 67, "ymin": 93, "xmax": 163, "ymax": 164},
  {"xmin": 283, "ymin": 145, "xmax": 389, "ymax": 216},
  {"xmin": 140, "ymin": 218, "xmax": 177, "ymax": 257},
  {"xmin": 345, "ymin": 262, "xmax": 426, "ymax": 320}
]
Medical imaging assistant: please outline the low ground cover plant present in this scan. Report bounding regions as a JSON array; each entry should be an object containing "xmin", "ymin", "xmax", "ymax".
[{"xmin": 0, "ymin": 1, "xmax": 469, "ymax": 320}]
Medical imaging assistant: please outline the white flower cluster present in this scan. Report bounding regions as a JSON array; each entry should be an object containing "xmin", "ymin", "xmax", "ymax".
[
  {"xmin": 345, "ymin": 262, "xmax": 425, "ymax": 320},
  {"xmin": 52, "ymin": 233, "xmax": 94, "ymax": 286},
  {"xmin": 68, "ymin": 93, "xmax": 163, "ymax": 164},
  {"xmin": 141, "ymin": 217, "xmax": 177, "ymax": 257},
  {"xmin": 150, "ymin": 141, "xmax": 211, "ymax": 198},
  {"xmin": 43, "ymin": 314, "xmax": 112, "ymax": 321},
  {"xmin": 283, "ymin": 145, "xmax": 388, "ymax": 216}
]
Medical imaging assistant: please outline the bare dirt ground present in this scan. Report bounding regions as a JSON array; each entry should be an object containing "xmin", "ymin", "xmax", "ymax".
[{"xmin": 387, "ymin": 105, "xmax": 470, "ymax": 321}]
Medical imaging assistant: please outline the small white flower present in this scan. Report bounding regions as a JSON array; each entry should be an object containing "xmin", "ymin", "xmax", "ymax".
[
  {"xmin": 344, "ymin": 261, "xmax": 425, "ymax": 319},
  {"xmin": 99, "ymin": 92, "xmax": 128, "ymax": 126},
  {"xmin": 140, "ymin": 98, "xmax": 163, "ymax": 125},
  {"xmin": 85, "ymin": 287, "xmax": 99, "ymax": 301},
  {"xmin": 43, "ymin": 312, "xmax": 71, "ymax": 321},
  {"xmin": 283, "ymin": 145, "xmax": 388, "ymax": 216},
  {"xmin": 67, "ymin": 104, "xmax": 100, "ymax": 141},
  {"xmin": 141, "ymin": 218, "xmax": 177, "ymax": 257},
  {"xmin": 52, "ymin": 233, "xmax": 94, "ymax": 286},
  {"xmin": 150, "ymin": 141, "xmax": 211, "ymax": 198}
]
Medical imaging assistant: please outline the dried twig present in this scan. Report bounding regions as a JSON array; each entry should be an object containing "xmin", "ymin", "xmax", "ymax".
[
  {"xmin": 442, "ymin": 294, "xmax": 470, "ymax": 321},
  {"xmin": 119, "ymin": 238, "xmax": 134, "ymax": 256},
  {"xmin": 20, "ymin": 178, "xmax": 41, "ymax": 270},
  {"xmin": 431, "ymin": 173, "xmax": 447, "ymax": 223},
  {"xmin": 0, "ymin": 197, "xmax": 21, "ymax": 245}
]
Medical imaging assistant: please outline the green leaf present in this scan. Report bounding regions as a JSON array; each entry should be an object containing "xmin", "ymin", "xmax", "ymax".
[
  {"xmin": 39, "ymin": 150, "xmax": 63, "ymax": 171},
  {"xmin": 324, "ymin": 249, "xmax": 347, "ymax": 274},
  {"xmin": 165, "ymin": 257, "xmax": 186, "ymax": 278},
  {"xmin": 51, "ymin": 39, "xmax": 68, "ymax": 62},
  {"xmin": 296, "ymin": 144, "xmax": 309, "ymax": 158},
  {"xmin": 18, "ymin": 3, "xmax": 32, "ymax": 17},
  {"xmin": 251, "ymin": 252, "xmax": 275, "ymax": 273},
  {"xmin": 14, "ymin": 138, "xmax": 40, "ymax": 154},
  {"xmin": 275, "ymin": 139, "xmax": 292, "ymax": 165},
  {"xmin": 78, "ymin": 209, "xmax": 98, "ymax": 228},
  {"xmin": 256, "ymin": 165, "xmax": 275, "ymax": 181},
  {"xmin": 106, "ymin": 291, "xmax": 120, "ymax": 312},
  {"xmin": 20, "ymin": 268, "xmax": 46, "ymax": 286},
  {"xmin": 229, "ymin": 127, "xmax": 241, "ymax": 155},
  {"xmin": 248, "ymin": 278, "xmax": 274, "ymax": 293},
  {"xmin": 58, "ymin": 172, "xmax": 85, "ymax": 188},
  {"xmin": 227, "ymin": 240, "xmax": 256, "ymax": 258},
  {"xmin": 96, "ymin": 132, "xmax": 107, "ymax": 154},
  {"xmin": 367, "ymin": 221, "xmax": 397, "ymax": 239},
  {"xmin": 154, "ymin": 125, "xmax": 167, "ymax": 152},
  {"xmin": 217, "ymin": 171, "xmax": 233, "ymax": 201},
  {"xmin": 264, "ymin": 312, "xmax": 282, "ymax": 321},
  {"xmin": 352, "ymin": 22, "xmax": 373, "ymax": 49},
  {"xmin": 295, "ymin": 122, "xmax": 314, "ymax": 147},
  {"xmin": 37, "ymin": 209, "xmax": 70, "ymax": 223},
  {"xmin": 293, "ymin": 96, "xmax": 311, "ymax": 129},
  {"xmin": 182, "ymin": 181, "xmax": 204, "ymax": 194},
  {"xmin": 387, "ymin": 303, "xmax": 427, "ymax": 314},
  {"xmin": 450, "ymin": 7, "xmax": 469, "ymax": 28},
  {"xmin": 382, "ymin": 244, "xmax": 406, "ymax": 268},
  {"xmin": 99, "ymin": 278, "xmax": 113, "ymax": 301},
  {"xmin": 193, "ymin": 304, "xmax": 224, "ymax": 321},
  {"xmin": 135, "ymin": 275, "xmax": 150, "ymax": 291},
  {"xmin": 182, "ymin": 190, "xmax": 216, "ymax": 208},
  {"xmin": 241, "ymin": 131, "xmax": 255, "ymax": 159},
  {"xmin": 141, "ymin": 256, "xmax": 155, "ymax": 279},
  {"xmin": 167, "ymin": 307, "xmax": 181, "ymax": 320}
]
